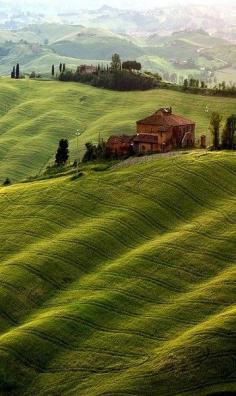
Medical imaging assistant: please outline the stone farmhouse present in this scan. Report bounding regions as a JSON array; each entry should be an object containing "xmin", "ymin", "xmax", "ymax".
[{"xmin": 106, "ymin": 107, "xmax": 195, "ymax": 156}]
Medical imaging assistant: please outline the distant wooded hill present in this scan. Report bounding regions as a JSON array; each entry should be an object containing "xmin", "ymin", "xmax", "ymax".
[{"xmin": 0, "ymin": 24, "xmax": 235, "ymax": 83}]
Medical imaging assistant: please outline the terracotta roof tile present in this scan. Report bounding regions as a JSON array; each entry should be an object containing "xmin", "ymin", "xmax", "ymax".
[
  {"xmin": 137, "ymin": 109, "xmax": 195, "ymax": 127},
  {"xmin": 107, "ymin": 135, "xmax": 134, "ymax": 144}
]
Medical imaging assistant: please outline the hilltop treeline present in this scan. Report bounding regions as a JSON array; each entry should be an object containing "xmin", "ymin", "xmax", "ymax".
[
  {"xmin": 58, "ymin": 54, "xmax": 162, "ymax": 91},
  {"xmin": 59, "ymin": 69, "xmax": 160, "ymax": 91},
  {"xmin": 181, "ymin": 78, "xmax": 236, "ymax": 97}
]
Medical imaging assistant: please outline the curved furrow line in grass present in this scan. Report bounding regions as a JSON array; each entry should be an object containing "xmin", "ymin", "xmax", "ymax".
[
  {"xmin": 170, "ymin": 381, "xmax": 236, "ymax": 396},
  {"xmin": 132, "ymin": 163, "xmax": 235, "ymax": 209},
  {"xmin": 0, "ymin": 243, "xmax": 88, "ymax": 276},
  {"xmin": 39, "ymin": 314, "xmax": 168, "ymax": 342},
  {"xmin": 0, "ymin": 229, "xmax": 56, "ymax": 242},
  {"xmin": 47, "ymin": 285, "xmax": 163, "ymax": 305},
  {"xmin": 99, "ymin": 271, "xmax": 184, "ymax": 293},
  {"xmin": 0, "ymin": 345, "xmax": 45, "ymax": 372},
  {"xmin": 73, "ymin": 177, "xmax": 187, "ymax": 222},
  {"xmin": 57, "ymin": 225, "xmax": 141, "ymax": 251},
  {"xmin": 59, "ymin": 184, "xmax": 168, "ymax": 238},
  {"xmin": 24, "ymin": 172, "xmax": 230, "ymax": 255},
  {"xmin": 216, "ymin": 159, "xmax": 236, "ymax": 177},
  {"xmin": 0, "ymin": 307, "xmax": 18, "ymax": 326},
  {"xmin": 128, "ymin": 356, "xmax": 236, "ymax": 395},
  {"xmin": 49, "ymin": 300, "xmax": 198, "ymax": 326},
  {"xmin": 174, "ymin": 160, "xmax": 236, "ymax": 198},
  {"xmin": 0, "ymin": 340, "xmax": 143, "ymax": 375},
  {"xmin": 159, "ymin": 240, "xmax": 236, "ymax": 263},
  {"xmin": 94, "ymin": 348, "xmax": 234, "ymax": 395},
  {"xmin": 95, "ymin": 176, "xmax": 236, "ymax": 238},
  {"xmin": 0, "ymin": 279, "xmax": 44, "ymax": 308},
  {"xmin": 0, "ymin": 341, "xmax": 148, "ymax": 376},
  {"xmin": 0, "ymin": 214, "xmax": 82, "ymax": 232},
  {"xmin": 138, "ymin": 172, "xmax": 236, "ymax": 226},
  {"xmin": 0, "ymin": 279, "xmax": 24, "ymax": 293},
  {"xmin": 187, "ymin": 329, "xmax": 236, "ymax": 340},
  {"xmin": 131, "ymin": 254, "xmax": 215, "ymax": 279},
  {"xmin": 126, "ymin": 342, "xmax": 236, "ymax": 388},
  {"xmin": 15, "ymin": 322, "xmax": 165, "ymax": 357},
  {"xmin": 6, "ymin": 262, "xmax": 63, "ymax": 290},
  {"xmin": 74, "ymin": 188, "xmax": 167, "ymax": 232},
  {"xmin": 99, "ymin": 181, "xmax": 236, "ymax": 251},
  {"xmin": 43, "ymin": 299, "xmax": 198, "ymax": 327},
  {"xmin": 209, "ymin": 157, "xmax": 236, "ymax": 176}
]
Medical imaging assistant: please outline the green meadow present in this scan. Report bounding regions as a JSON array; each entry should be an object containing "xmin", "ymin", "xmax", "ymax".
[
  {"xmin": 0, "ymin": 151, "xmax": 235, "ymax": 395},
  {"xmin": 0, "ymin": 78, "xmax": 236, "ymax": 182}
]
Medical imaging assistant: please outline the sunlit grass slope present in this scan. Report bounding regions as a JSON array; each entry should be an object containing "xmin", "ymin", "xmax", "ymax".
[
  {"xmin": 0, "ymin": 151, "xmax": 235, "ymax": 395},
  {"xmin": 0, "ymin": 78, "xmax": 236, "ymax": 183}
]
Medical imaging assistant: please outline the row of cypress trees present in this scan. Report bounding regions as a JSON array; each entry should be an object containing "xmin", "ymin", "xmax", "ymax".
[
  {"xmin": 11, "ymin": 64, "xmax": 20, "ymax": 79},
  {"xmin": 52, "ymin": 63, "xmax": 66, "ymax": 76}
]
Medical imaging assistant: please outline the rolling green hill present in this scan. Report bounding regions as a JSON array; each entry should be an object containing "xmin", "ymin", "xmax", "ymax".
[
  {"xmin": 0, "ymin": 151, "xmax": 235, "ymax": 395},
  {"xmin": 0, "ymin": 78, "xmax": 236, "ymax": 183},
  {"xmin": 50, "ymin": 27, "xmax": 143, "ymax": 60},
  {"xmin": 0, "ymin": 24, "xmax": 235, "ymax": 82}
]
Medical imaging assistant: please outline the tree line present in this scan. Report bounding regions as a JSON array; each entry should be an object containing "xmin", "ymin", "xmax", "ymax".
[
  {"xmin": 57, "ymin": 54, "xmax": 162, "ymax": 91},
  {"xmin": 210, "ymin": 113, "xmax": 236, "ymax": 150}
]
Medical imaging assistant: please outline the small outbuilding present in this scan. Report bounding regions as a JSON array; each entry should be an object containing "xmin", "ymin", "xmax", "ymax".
[{"xmin": 106, "ymin": 135, "xmax": 134, "ymax": 157}]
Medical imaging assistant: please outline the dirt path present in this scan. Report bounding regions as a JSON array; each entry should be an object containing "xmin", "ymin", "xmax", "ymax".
[{"xmin": 112, "ymin": 151, "xmax": 189, "ymax": 170}]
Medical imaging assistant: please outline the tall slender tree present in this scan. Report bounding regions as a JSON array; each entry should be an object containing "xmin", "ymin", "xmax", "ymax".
[
  {"xmin": 209, "ymin": 112, "xmax": 222, "ymax": 150},
  {"xmin": 63, "ymin": 63, "xmax": 66, "ymax": 72},
  {"xmin": 52, "ymin": 64, "xmax": 55, "ymax": 76},
  {"xmin": 59, "ymin": 63, "xmax": 62, "ymax": 73},
  {"xmin": 221, "ymin": 115, "xmax": 236, "ymax": 149},
  {"xmin": 15, "ymin": 63, "xmax": 20, "ymax": 79},
  {"xmin": 11, "ymin": 66, "xmax": 15, "ymax": 79}
]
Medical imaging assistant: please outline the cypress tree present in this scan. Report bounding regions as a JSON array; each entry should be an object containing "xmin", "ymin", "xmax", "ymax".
[
  {"xmin": 52, "ymin": 64, "xmax": 55, "ymax": 76},
  {"xmin": 222, "ymin": 115, "xmax": 236, "ymax": 149},
  {"xmin": 55, "ymin": 139, "xmax": 69, "ymax": 166},
  {"xmin": 15, "ymin": 63, "xmax": 20, "ymax": 79},
  {"xmin": 63, "ymin": 63, "xmax": 66, "ymax": 72},
  {"xmin": 11, "ymin": 66, "xmax": 15, "ymax": 79},
  {"xmin": 59, "ymin": 63, "xmax": 62, "ymax": 73}
]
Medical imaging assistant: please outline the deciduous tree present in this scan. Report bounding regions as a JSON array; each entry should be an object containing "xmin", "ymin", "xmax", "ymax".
[
  {"xmin": 111, "ymin": 54, "xmax": 121, "ymax": 72},
  {"xmin": 209, "ymin": 112, "xmax": 222, "ymax": 150},
  {"xmin": 55, "ymin": 139, "xmax": 69, "ymax": 166}
]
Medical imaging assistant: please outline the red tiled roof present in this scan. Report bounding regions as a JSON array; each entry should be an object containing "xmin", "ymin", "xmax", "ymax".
[
  {"xmin": 106, "ymin": 135, "xmax": 134, "ymax": 144},
  {"xmin": 137, "ymin": 109, "xmax": 195, "ymax": 127}
]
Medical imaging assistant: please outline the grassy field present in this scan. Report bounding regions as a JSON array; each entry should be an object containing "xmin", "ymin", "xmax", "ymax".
[
  {"xmin": 0, "ymin": 151, "xmax": 235, "ymax": 395},
  {"xmin": 0, "ymin": 78, "xmax": 236, "ymax": 183}
]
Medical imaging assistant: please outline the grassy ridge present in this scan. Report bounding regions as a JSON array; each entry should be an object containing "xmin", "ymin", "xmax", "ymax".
[
  {"xmin": 0, "ymin": 78, "xmax": 236, "ymax": 182},
  {"xmin": 0, "ymin": 151, "xmax": 235, "ymax": 395}
]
